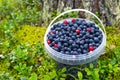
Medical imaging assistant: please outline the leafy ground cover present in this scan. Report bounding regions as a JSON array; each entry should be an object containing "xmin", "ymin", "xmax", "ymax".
[{"xmin": 0, "ymin": 25, "xmax": 120, "ymax": 80}]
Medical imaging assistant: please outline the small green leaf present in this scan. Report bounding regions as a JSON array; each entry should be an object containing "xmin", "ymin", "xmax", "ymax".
[
  {"xmin": 90, "ymin": 63, "xmax": 93, "ymax": 69},
  {"xmin": 93, "ymin": 69, "xmax": 99, "ymax": 80},
  {"xmin": 61, "ymin": 68, "xmax": 66, "ymax": 73},
  {"xmin": 29, "ymin": 73, "xmax": 37, "ymax": 80},
  {"xmin": 20, "ymin": 76, "xmax": 27, "ymax": 80},
  {"xmin": 85, "ymin": 68, "xmax": 91, "ymax": 75},
  {"xmin": 78, "ymin": 72, "xmax": 83, "ymax": 80},
  {"xmin": 44, "ymin": 75, "xmax": 51, "ymax": 80}
]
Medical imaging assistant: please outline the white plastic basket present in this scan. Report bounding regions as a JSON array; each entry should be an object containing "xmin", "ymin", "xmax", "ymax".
[{"xmin": 44, "ymin": 9, "xmax": 106, "ymax": 65}]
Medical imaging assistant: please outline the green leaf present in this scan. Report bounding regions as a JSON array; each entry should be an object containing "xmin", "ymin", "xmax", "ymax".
[
  {"xmin": 43, "ymin": 75, "xmax": 51, "ymax": 80},
  {"xmin": 29, "ymin": 73, "xmax": 37, "ymax": 80},
  {"xmin": 78, "ymin": 72, "xmax": 83, "ymax": 80},
  {"xmin": 90, "ymin": 63, "xmax": 93, "ymax": 69},
  {"xmin": 93, "ymin": 69, "xmax": 99, "ymax": 80},
  {"xmin": 20, "ymin": 76, "xmax": 27, "ymax": 80},
  {"xmin": 85, "ymin": 68, "xmax": 91, "ymax": 75},
  {"xmin": 61, "ymin": 68, "xmax": 66, "ymax": 73}
]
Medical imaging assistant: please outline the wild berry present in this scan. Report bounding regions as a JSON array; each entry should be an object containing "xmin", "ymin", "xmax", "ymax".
[
  {"xmin": 71, "ymin": 18, "xmax": 75, "ymax": 22},
  {"xmin": 75, "ymin": 29, "xmax": 80, "ymax": 34},
  {"xmin": 87, "ymin": 28, "xmax": 91, "ymax": 32},
  {"xmin": 47, "ymin": 40, "xmax": 51, "ymax": 44},
  {"xmin": 89, "ymin": 46, "xmax": 94, "ymax": 51},
  {"xmin": 54, "ymin": 44, "xmax": 58, "ymax": 48},
  {"xmin": 63, "ymin": 20, "xmax": 68, "ymax": 24}
]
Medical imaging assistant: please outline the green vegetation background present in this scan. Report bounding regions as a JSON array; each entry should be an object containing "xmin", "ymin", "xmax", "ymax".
[{"xmin": 0, "ymin": 0, "xmax": 120, "ymax": 80}]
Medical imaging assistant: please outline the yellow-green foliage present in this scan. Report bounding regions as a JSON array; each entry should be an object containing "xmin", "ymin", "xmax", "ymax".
[
  {"xmin": 106, "ymin": 27, "xmax": 120, "ymax": 48},
  {"xmin": 15, "ymin": 25, "xmax": 46, "ymax": 45}
]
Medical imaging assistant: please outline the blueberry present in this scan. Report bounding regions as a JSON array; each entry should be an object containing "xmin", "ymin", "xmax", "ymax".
[
  {"xmin": 79, "ymin": 34, "xmax": 83, "ymax": 37},
  {"xmin": 73, "ymin": 48, "xmax": 77, "ymax": 51},
  {"xmin": 94, "ymin": 37, "xmax": 99, "ymax": 43},
  {"xmin": 95, "ymin": 26, "xmax": 99, "ymax": 30},
  {"xmin": 64, "ymin": 43, "xmax": 68, "ymax": 47},
  {"xmin": 69, "ymin": 40, "xmax": 73, "ymax": 44},
  {"xmin": 63, "ymin": 38, "xmax": 67, "ymax": 42},
  {"xmin": 67, "ymin": 37, "xmax": 71, "ymax": 40},
  {"xmin": 58, "ymin": 42, "xmax": 62, "ymax": 48},
  {"xmin": 85, "ymin": 33, "xmax": 90, "ymax": 38},
  {"xmin": 71, "ymin": 36, "xmax": 76, "ymax": 40},
  {"xmin": 95, "ymin": 32, "xmax": 100, "ymax": 37},
  {"xmin": 80, "ymin": 40, "xmax": 85, "ymax": 44},
  {"xmin": 73, "ymin": 33, "xmax": 77, "ymax": 36},
  {"xmin": 60, "ymin": 26, "xmax": 64, "ymax": 29},
  {"xmin": 98, "ymin": 35, "xmax": 102, "ymax": 39},
  {"xmin": 83, "ymin": 49, "xmax": 88, "ymax": 54},
  {"xmin": 54, "ymin": 48, "xmax": 59, "ymax": 51},
  {"xmin": 55, "ymin": 35, "xmax": 59, "ymax": 38},
  {"xmin": 48, "ymin": 36, "xmax": 53, "ymax": 41},
  {"xmin": 91, "ymin": 22, "xmax": 95, "ymax": 26},
  {"xmin": 80, "ymin": 45, "xmax": 84, "ymax": 49},
  {"xmin": 69, "ymin": 33, "xmax": 73, "ymax": 36},
  {"xmin": 52, "ymin": 30, "xmax": 56, "ymax": 34},
  {"xmin": 84, "ymin": 44, "xmax": 88, "ymax": 49},
  {"xmin": 67, "ymin": 27, "xmax": 71, "ymax": 31},
  {"xmin": 77, "ymin": 49, "xmax": 82, "ymax": 52},
  {"xmin": 60, "ymin": 51, "xmax": 64, "ymax": 54},
  {"xmin": 49, "ymin": 44, "xmax": 52, "ymax": 47},
  {"xmin": 73, "ymin": 24, "xmax": 78, "ymax": 28},
  {"xmin": 64, "ymin": 47, "xmax": 68, "ymax": 51},
  {"xmin": 89, "ymin": 35, "xmax": 93, "ymax": 39},
  {"xmin": 85, "ymin": 39, "xmax": 89, "ymax": 43},
  {"xmin": 65, "ymin": 51, "xmax": 69, "ymax": 54},
  {"xmin": 72, "ymin": 43, "xmax": 76, "ymax": 48},
  {"xmin": 61, "ymin": 48, "xmax": 65, "ymax": 52},
  {"xmin": 58, "ymin": 32, "xmax": 62, "ymax": 36},
  {"xmin": 53, "ymin": 24, "xmax": 57, "ymax": 29},
  {"xmin": 89, "ymin": 39, "xmax": 94, "ymax": 43},
  {"xmin": 64, "ymin": 26, "xmax": 68, "ymax": 30},
  {"xmin": 98, "ymin": 30, "xmax": 102, "ymax": 34},
  {"xmin": 62, "ymin": 31, "xmax": 66, "ymax": 35},
  {"xmin": 91, "ymin": 42, "xmax": 95, "ymax": 46},
  {"xmin": 72, "ymin": 27, "xmax": 76, "ymax": 31},
  {"xmin": 67, "ymin": 48, "xmax": 71, "ymax": 51},
  {"xmin": 56, "ymin": 27, "xmax": 61, "ymax": 31},
  {"xmin": 73, "ymin": 51, "xmax": 78, "ymax": 55},
  {"xmin": 91, "ymin": 28, "xmax": 95, "ymax": 33},
  {"xmin": 95, "ymin": 43, "xmax": 99, "ymax": 47},
  {"xmin": 89, "ymin": 43, "xmax": 93, "ymax": 46},
  {"xmin": 79, "ymin": 25, "xmax": 84, "ymax": 29},
  {"xmin": 82, "ymin": 31, "xmax": 86, "ymax": 35},
  {"xmin": 66, "ymin": 32, "xmax": 69, "ymax": 36},
  {"xmin": 69, "ymin": 22, "xmax": 73, "ymax": 26},
  {"xmin": 76, "ymin": 21, "xmax": 81, "ymax": 25},
  {"xmin": 76, "ymin": 35, "xmax": 80, "ymax": 38},
  {"xmin": 52, "ymin": 34, "xmax": 56, "ymax": 38},
  {"xmin": 86, "ymin": 22, "xmax": 91, "ymax": 27},
  {"xmin": 83, "ymin": 25, "xmax": 87, "ymax": 29},
  {"xmin": 54, "ymin": 39, "xmax": 59, "ymax": 43},
  {"xmin": 76, "ymin": 40, "xmax": 80, "ymax": 44},
  {"xmin": 51, "ymin": 27, "xmax": 55, "ymax": 30},
  {"xmin": 75, "ymin": 44, "xmax": 79, "ymax": 48},
  {"xmin": 82, "ymin": 20, "xmax": 87, "ymax": 25}
]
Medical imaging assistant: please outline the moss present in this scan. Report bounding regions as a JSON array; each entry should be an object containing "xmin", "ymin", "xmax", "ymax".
[
  {"xmin": 106, "ymin": 26, "xmax": 120, "ymax": 48},
  {"xmin": 14, "ymin": 25, "xmax": 46, "ymax": 45}
]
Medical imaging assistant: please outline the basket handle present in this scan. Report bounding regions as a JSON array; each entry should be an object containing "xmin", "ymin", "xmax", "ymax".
[{"xmin": 48, "ymin": 9, "xmax": 106, "ymax": 36}]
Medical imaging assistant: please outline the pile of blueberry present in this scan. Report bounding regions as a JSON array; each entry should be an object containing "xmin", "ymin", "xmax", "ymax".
[{"xmin": 47, "ymin": 18, "xmax": 103, "ymax": 55}]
